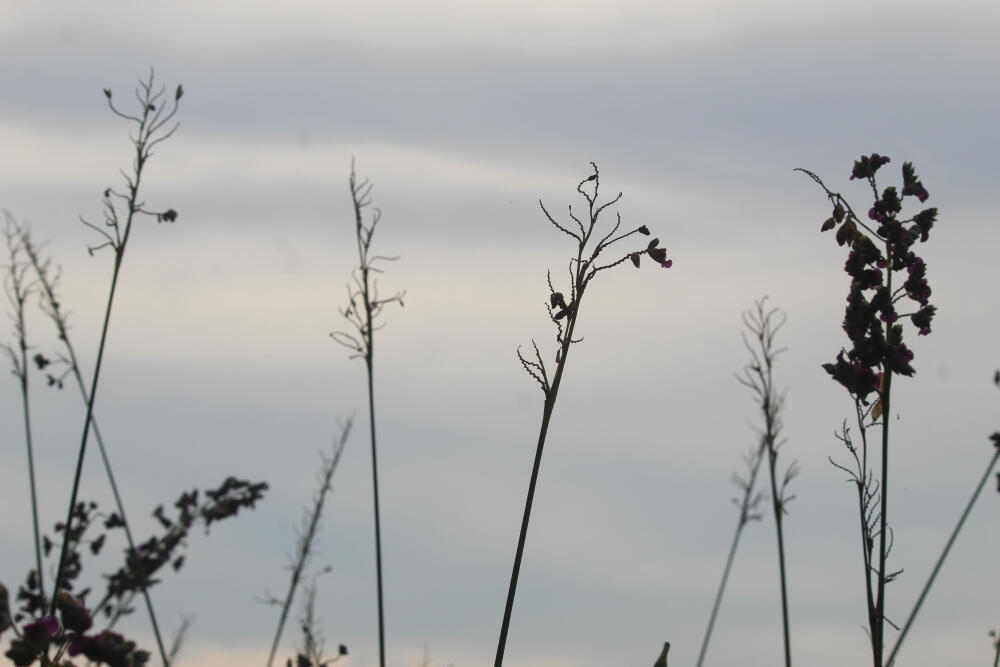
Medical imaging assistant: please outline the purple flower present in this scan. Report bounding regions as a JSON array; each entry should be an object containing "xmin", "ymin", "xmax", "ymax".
[{"xmin": 24, "ymin": 615, "xmax": 60, "ymax": 639}]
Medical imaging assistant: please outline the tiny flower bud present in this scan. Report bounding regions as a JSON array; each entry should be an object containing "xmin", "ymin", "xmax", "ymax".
[
  {"xmin": 103, "ymin": 88, "xmax": 112, "ymax": 99},
  {"xmin": 175, "ymin": 84, "xmax": 184, "ymax": 100}
]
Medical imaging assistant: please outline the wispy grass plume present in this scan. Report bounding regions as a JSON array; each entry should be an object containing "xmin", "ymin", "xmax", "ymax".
[
  {"xmin": 331, "ymin": 159, "xmax": 404, "ymax": 667},
  {"xmin": 265, "ymin": 418, "xmax": 352, "ymax": 667},
  {"xmin": 1, "ymin": 213, "xmax": 45, "ymax": 608}
]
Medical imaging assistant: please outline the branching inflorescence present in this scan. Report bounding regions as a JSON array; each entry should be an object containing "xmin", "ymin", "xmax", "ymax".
[
  {"xmin": 497, "ymin": 163, "xmax": 671, "ymax": 667},
  {"xmin": 798, "ymin": 154, "xmax": 937, "ymax": 667},
  {"xmin": 49, "ymin": 69, "xmax": 182, "ymax": 665},
  {"xmin": 331, "ymin": 160, "xmax": 403, "ymax": 667},
  {"xmin": 698, "ymin": 297, "xmax": 795, "ymax": 667}
]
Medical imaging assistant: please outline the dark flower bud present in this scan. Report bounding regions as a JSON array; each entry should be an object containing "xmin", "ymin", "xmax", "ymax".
[
  {"xmin": 550, "ymin": 292, "xmax": 566, "ymax": 309},
  {"xmin": 821, "ymin": 217, "xmax": 836, "ymax": 232},
  {"xmin": 911, "ymin": 305, "xmax": 936, "ymax": 335},
  {"xmin": 339, "ymin": 644, "xmax": 349, "ymax": 656},
  {"xmin": 104, "ymin": 188, "xmax": 111, "ymax": 198},
  {"xmin": 56, "ymin": 591, "xmax": 93, "ymax": 633},
  {"xmin": 850, "ymin": 153, "xmax": 890, "ymax": 180},
  {"xmin": 901, "ymin": 161, "xmax": 929, "ymax": 202},
  {"xmin": 23, "ymin": 615, "xmax": 60, "ymax": 653},
  {"xmin": 833, "ymin": 203, "xmax": 845, "ymax": 222},
  {"xmin": 585, "ymin": 174, "xmax": 597, "ymax": 182},
  {"xmin": 637, "ymin": 225, "xmax": 650, "ymax": 235},
  {"xmin": 5, "ymin": 637, "xmax": 38, "ymax": 666},
  {"xmin": 629, "ymin": 252, "xmax": 641, "ymax": 268},
  {"xmin": 648, "ymin": 247, "xmax": 667, "ymax": 264},
  {"xmin": 911, "ymin": 207, "xmax": 936, "ymax": 242},
  {"xmin": 103, "ymin": 88, "xmax": 112, "ymax": 99},
  {"xmin": 835, "ymin": 220, "xmax": 856, "ymax": 246},
  {"xmin": 175, "ymin": 84, "xmax": 184, "ymax": 101},
  {"xmin": 157, "ymin": 209, "xmax": 178, "ymax": 223},
  {"xmin": 33, "ymin": 354, "xmax": 50, "ymax": 370}
]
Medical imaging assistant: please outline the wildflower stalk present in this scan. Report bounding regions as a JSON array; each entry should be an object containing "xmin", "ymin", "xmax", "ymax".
[
  {"xmin": 799, "ymin": 154, "xmax": 938, "ymax": 667},
  {"xmin": 495, "ymin": 163, "xmax": 671, "ymax": 666},
  {"xmin": 741, "ymin": 299, "xmax": 795, "ymax": 667},
  {"xmin": 49, "ymin": 71, "xmax": 181, "ymax": 667},
  {"xmin": 331, "ymin": 160, "xmax": 404, "ymax": 667},
  {"xmin": 885, "ymin": 431, "xmax": 1000, "ymax": 666},
  {"xmin": 2, "ymin": 214, "xmax": 45, "ymax": 607},
  {"xmin": 265, "ymin": 418, "xmax": 352, "ymax": 667},
  {"xmin": 18, "ymin": 223, "xmax": 170, "ymax": 663}
]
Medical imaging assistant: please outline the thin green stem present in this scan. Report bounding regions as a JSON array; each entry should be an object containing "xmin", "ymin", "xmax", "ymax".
[
  {"xmin": 885, "ymin": 446, "xmax": 1000, "ymax": 666},
  {"xmin": 874, "ymin": 250, "xmax": 894, "ymax": 667},
  {"xmin": 495, "ymin": 306, "xmax": 580, "ymax": 667},
  {"xmin": 767, "ymin": 449, "xmax": 792, "ymax": 667},
  {"xmin": 695, "ymin": 510, "xmax": 752, "ymax": 667},
  {"xmin": 366, "ymin": 349, "xmax": 387, "ymax": 667},
  {"xmin": 51, "ymin": 247, "xmax": 125, "ymax": 611}
]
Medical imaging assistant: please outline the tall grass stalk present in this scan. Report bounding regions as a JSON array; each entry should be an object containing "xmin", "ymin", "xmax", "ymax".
[
  {"xmin": 495, "ymin": 163, "xmax": 671, "ymax": 666},
  {"xmin": 49, "ymin": 71, "xmax": 181, "ymax": 667},
  {"xmin": 885, "ymin": 429, "xmax": 1000, "ymax": 666},
  {"xmin": 331, "ymin": 160, "xmax": 404, "ymax": 667},
  {"xmin": 694, "ymin": 440, "xmax": 764, "ymax": 667},
  {"xmin": 2, "ymin": 214, "xmax": 46, "ymax": 606},
  {"xmin": 738, "ymin": 298, "xmax": 795, "ymax": 667},
  {"xmin": 265, "ymin": 418, "xmax": 352, "ymax": 667}
]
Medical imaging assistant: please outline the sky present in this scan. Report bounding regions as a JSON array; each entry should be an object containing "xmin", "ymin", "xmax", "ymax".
[{"xmin": 1, "ymin": 2, "xmax": 999, "ymax": 666}]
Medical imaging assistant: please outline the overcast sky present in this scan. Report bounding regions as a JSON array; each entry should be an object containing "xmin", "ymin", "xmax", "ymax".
[{"xmin": 2, "ymin": 2, "xmax": 999, "ymax": 666}]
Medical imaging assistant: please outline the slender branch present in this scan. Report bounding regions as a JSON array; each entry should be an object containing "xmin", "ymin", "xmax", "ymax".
[
  {"xmin": 265, "ymin": 419, "xmax": 352, "ymax": 667},
  {"xmin": 695, "ymin": 443, "xmax": 764, "ymax": 667}
]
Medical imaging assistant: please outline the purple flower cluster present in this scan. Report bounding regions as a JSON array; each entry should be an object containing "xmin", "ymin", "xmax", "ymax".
[
  {"xmin": 0, "ymin": 586, "xmax": 148, "ymax": 667},
  {"xmin": 819, "ymin": 154, "xmax": 938, "ymax": 403}
]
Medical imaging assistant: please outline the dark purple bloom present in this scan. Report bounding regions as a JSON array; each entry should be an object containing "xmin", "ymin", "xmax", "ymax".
[
  {"xmin": 24, "ymin": 615, "xmax": 60, "ymax": 639},
  {"xmin": 851, "ymin": 153, "xmax": 891, "ymax": 180},
  {"xmin": 911, "ymin": 305, "xmax": 936, "ymax": 335}
]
